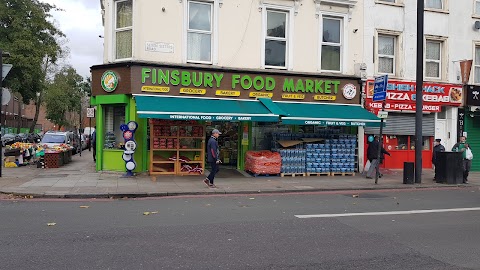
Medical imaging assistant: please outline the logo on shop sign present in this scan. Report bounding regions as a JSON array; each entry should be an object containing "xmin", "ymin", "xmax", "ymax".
[
  {"xmin": 101, "ymin": 70, "xmax": 118, "ymax": 92},
  {"xmin": 342, "ymin": 84, "xmax": 357, "ymax": 100}
]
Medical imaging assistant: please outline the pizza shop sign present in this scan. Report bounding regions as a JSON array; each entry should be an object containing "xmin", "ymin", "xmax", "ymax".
[{"xmin": 365, "ymin": 80, "xmax": 463, "ymax": 113}]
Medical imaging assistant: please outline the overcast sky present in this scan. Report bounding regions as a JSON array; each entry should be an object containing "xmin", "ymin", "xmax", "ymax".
[{"xmin": 42, "ymin": 0, "xmax": 104, "ymax": 78}]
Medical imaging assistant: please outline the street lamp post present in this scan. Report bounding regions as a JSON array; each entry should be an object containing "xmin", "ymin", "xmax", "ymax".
[
  {"xmin": 415, "ymin": 0, "xmax": 424, "ymax": 183},
  {"xmin": 1, "ymin": 49, "xmax": 11, "ymax": 177}
]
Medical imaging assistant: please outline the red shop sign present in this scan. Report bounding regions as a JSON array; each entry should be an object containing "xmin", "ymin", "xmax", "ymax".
[{"xmin": 365, "ymin": 80, "xmax": 463, "ymax": 113}]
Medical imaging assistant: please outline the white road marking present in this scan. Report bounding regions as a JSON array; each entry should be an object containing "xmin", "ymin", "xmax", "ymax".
[{"xmin": 295, "ymin": 207, "xmax": 480, "ymax": 219}]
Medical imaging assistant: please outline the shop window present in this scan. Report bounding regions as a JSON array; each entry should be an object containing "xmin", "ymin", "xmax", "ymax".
[
  {"xmin": 114, "ymin": 0, "xmax": 133, "ymax": 60},
  {"xmin": 187, "ymin": 1, "xmax": 213, "ymax": 63},
  {"xmin": 476, "ymin": 0, "xmax": 480, "ymax": 15},
  {"xmin": 425, "ymin": 0, "xmax": 443, "ymax": 10},
  {"xmin": 104, "ymin": 105, "xmax": 126, "ymax": 149},
  {"xmin": 437, "ymin": 107, "xmax": 447, "ymax": 119},
  {"xmin": 425, "ymin": 40, "xmax": 442, "ymax": 79},
  {"xmin": 395, "ymin": 135, "xmax": 409, "ymax": 150},
  {"xmin": 264, "ymin": 9, "xmax": 289, "ymax": 69},
  {"xmin": 412, "ymin": 136, "xmax": 432, "ymax": 150},
  {"xmin": 377, "ymin": 34, "xmax": 396, "ymax": 75},
  {"xmin": 475, "ymin": 46, "xmax": 480, "ymax": 84},
  {"xmin": 321, "ymin": 16, "xmax": 343, "ymax": 72}
]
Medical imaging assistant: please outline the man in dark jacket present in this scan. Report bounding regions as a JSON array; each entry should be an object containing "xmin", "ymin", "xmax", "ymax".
[
  {"xmin": 432, "ymin": 138, "xmax": 445, "ymax": 181},
  {"xmin": 366, "ymin": 136, "xmax": 391, "ymax": 178},
  {"xmin": 205, "ymin": 129, "xmax": 221, "ymax": 188}
]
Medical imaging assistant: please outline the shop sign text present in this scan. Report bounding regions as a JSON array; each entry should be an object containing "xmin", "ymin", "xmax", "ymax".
[
  {"xmin": 365, "ymin": 80, "xmax": 463, "ymax": 113},
  {"xmin": 141, "ymin": 68, "xmax": 344, "ymax": 100}
]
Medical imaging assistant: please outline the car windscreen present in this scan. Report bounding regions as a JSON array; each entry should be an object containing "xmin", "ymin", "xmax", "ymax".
[{"xmin": 41, "ymin": 134, "xmax": 66, "ymax": 144}]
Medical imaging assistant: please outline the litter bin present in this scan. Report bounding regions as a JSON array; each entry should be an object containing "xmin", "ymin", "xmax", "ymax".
[
  {"xmin": 403, "ymin": 162, "xmax": 414, "ymax": 184},
  {"xmin": 436, "ymin": 152, "xmax": 463, "ymax": 184}
]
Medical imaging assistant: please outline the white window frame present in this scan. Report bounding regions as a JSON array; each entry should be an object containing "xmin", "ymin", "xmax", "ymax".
[
  {"xmin": 425, "ymin": 39, "xmax": 442, "ymax": 80},
  {"xmin": 183, "ymin": 0, "xmax": 218, "ymax": 65},
  {"xmin": 425, "ymin": 0, "xmax": 444, "ymax": 10},
  {"xmin": 376, "ymin": 34, "xmax": 397, "ymax": 76},
  {"xmin": 319, "ymin": 13, "xmax": 347, "ymax": 73},
  {"xmin": 474, "ymin": 44, "xmax": 480, "ymax": 84},
  {"xmin": 113, "ymin": 0, "xmax": 134, "ymax": 61},
  {"xmin": 261, "ymin": 4, "xmax": 294, "ymax": 70}
]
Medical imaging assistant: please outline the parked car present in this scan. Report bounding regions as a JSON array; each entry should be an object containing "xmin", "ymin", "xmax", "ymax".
[
  {"xmin": 1, "ymin": 134, "xmax": 17, "ymax": 146},
  {"xmin": 80, "ymin": 134, "xmax": 88, "ymax": 150},
  {"xmin": 83, "ymin": 127, "xmax": 95, "ymax": 149},
  {"xmin": 41, "ymin": 131, "xmax": 81, "ymax": 154}
]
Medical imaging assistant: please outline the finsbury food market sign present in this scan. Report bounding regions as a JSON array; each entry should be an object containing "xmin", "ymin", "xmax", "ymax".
[{"xmin": 133, "ymin": 66, "xmax": 360, "ymax": 104}]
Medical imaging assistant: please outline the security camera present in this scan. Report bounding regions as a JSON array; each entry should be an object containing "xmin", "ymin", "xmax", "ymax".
[{"xmin": 353, "ymin": 29, "xmax": 358, "ymax": 33}]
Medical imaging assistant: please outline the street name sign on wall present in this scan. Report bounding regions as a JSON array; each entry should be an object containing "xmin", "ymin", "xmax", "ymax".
[{"xmin": 373, "ymin": 75, "xmax": 388, "ymax": 102}]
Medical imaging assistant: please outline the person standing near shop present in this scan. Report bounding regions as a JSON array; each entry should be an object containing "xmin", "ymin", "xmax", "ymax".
[
  {"xmin": 205, "ymin": 129, "xmax": 221, "ymax": 188},
  {"xmin": 452, "ymin": 136, "xmax": 471, "ymax": 183},
  {"xmin": 92, "ymin": 127, "xmax": 97, "ymax": 162},
  {"xmin": 432, "ymin": 139, "xmax": 445, "ymax": 181},
  {"xmin": 366, "ymin": 135, "xmax": 391, "ymax": 179}
]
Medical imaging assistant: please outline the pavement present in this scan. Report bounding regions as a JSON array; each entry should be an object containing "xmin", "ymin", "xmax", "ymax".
[{"xmin": 0, "ymin": 151, "xmax": 478, "ymax": 198}]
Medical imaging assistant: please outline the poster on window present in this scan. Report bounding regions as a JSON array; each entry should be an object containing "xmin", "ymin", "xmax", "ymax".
[{"xmin": 365, "ymin": 80, "xmax": 463, "ymax": 113}]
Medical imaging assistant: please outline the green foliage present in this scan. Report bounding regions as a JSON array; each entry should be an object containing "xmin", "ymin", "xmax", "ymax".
[
  {"xmin": 0, "ymin": 0, "xmax": 64, "ymax": 103},
  {"xmin": 44, "ymin": 66, "xmax": 83, "ymax": 128}
]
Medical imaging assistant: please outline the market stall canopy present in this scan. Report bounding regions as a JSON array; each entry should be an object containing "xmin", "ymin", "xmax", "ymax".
[
  {"xmin": 258, "ymin": 99, "xmax": 381, "ymax": 127},
  {"xmin": 134, "ymin": 95, "xmax": 279, "ymax": 122}
]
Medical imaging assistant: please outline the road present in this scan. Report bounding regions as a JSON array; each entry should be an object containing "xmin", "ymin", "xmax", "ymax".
[{"xmin": 1, "ymin": 188, "xmax": 479, "ymax": 270}]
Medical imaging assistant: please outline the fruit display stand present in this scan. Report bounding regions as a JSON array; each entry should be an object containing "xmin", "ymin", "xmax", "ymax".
[
  {"xmin": 4, "ymin": 143, "xmax": 40, "ymax": 167},
  {"xmin": 43, "ymin": 145, "xmax": 74, "ymax": 168},
  {"xmin": 149, "ymin": 120, "xmax": 205, "ymax": 176}
]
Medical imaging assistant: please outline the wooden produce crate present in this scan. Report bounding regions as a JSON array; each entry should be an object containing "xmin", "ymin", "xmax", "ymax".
[{"xmin": 45, "ymin": 152, "xmax": 64, "ymax": 168}]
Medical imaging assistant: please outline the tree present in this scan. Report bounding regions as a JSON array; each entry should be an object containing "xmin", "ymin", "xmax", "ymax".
[
  {"xmin": 44, "ymin": 66, "xmax": 83, "ymax": 130},
  {"xmin": 0, "ymin": 0, "xmax": 65, "ymax": 132}
]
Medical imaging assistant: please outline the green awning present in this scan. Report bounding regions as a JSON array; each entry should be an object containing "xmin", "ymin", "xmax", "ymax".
[
  {"xmin": 134, "ymin": 95, "xmax": 279, "ymax": 122},
  {"xmin": 273, "ymin": 101, "xmax": 381, "ymax": 127}
]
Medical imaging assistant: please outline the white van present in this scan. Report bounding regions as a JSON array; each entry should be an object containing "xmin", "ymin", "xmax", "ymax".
[{"xmin": 83, "ymin": 127, "xmax": 95, "ymax": 137}]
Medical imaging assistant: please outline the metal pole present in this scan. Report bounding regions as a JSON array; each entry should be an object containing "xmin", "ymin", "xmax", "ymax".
[
  {"xmin": 89, "ymin": 107, "xmax": 92, "ymax": 151},
  {"xmin": 415, "ymin": 0, "xmax": 424, "ymax": 184},
  {"xmin": 0, "ymin": 49, "xmax": 3, "ymax": 177},
  {"xmin": 375, "ymin": 101, "xmax": 385, "ymax": 184},
  {"xmin": 79, "ymin": 101, "xmax": 82, "ymax": 157}
]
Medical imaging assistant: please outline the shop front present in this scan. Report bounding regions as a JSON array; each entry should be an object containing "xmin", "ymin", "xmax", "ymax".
[
  {"xmin": 464, "ymin": 85, "xmax": 480, "ymax": 171},
  {"xmin": 90, "ymin": 62, "xmax": 380, "ymax": 175},
  {"xmin": 364, "ymin": 79, "xmax": 463, "ymax": 169}
]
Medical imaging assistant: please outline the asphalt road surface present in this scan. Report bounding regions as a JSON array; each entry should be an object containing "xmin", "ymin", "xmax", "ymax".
[{"xmin": 1, "ymin": 188, "xmax": 480, "ymax": 270}]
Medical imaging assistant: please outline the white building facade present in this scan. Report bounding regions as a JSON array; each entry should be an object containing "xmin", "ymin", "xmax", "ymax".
[{"xmin": 362, "ymin": 0, "xmax": 480, "ymax": 169}]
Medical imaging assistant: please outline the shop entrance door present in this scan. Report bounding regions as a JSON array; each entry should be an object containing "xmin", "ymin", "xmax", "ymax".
[
  {"xmin": 435, "ymin": 120, "xmax": 447, "ymax": 146},
  {"xmin": 206, "ymin": 122, "xmax": 245, "ymax": 178}
]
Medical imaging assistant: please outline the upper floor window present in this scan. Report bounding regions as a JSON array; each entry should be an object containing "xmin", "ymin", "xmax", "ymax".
[
  {"xmin": 321, "ymin": 17, "xmax": 342, "ymax": 72},
  {"xmin": 378, "ymin": 35, "xmax": 396, "ymax": 75},
  {"xmin": 474, "ymin": 46, "xmax": 480, "ymax": 84},
  {"xmin": 187, "ymin": 1, "xmax": 213, "ymax": 63},
  {"xmin": 264, "ymin": 9, "xmax": 289, "ymax": 68},
  {"xmin": 425, "ymin": 40, "xmax": 442, "ymax": 79},
  {"xmin": 476, "ymin": 0, "xmax": 480, "ymax": 15},
  {"xmin": 115, "ymin": 0, "xmax": 133, "ymax": 60},
  {"xmin": 425, "ymin": 0, "xmax": 443, "ymax": 9}
]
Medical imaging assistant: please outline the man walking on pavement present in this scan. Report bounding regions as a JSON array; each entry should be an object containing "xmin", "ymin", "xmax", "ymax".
[
  {"xmin": 366, "ymin": 135, "xmax": 391, "ymax": 179},
  {"xmin": 452, "ymin": 136, "xmax": 471, "ymax": 183},
  {"xmin": 205, "ymin": 129, "xmax": 221, "ymax": 188},
  {"xmin": 432, "ymin": 138, "xmax": 445, "ymax": 181},
  {"xmin": 92, "ymin": 127, "xmax": 96, "ymax": 162}
]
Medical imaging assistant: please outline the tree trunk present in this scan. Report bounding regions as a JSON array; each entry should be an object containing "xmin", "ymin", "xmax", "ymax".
[{"xmin": 29, "ymin": 94, "xmax": 42, "ymax": 133}]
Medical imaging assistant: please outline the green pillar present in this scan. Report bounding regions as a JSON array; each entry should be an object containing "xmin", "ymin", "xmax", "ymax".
[{"xmin": 96, "ymin": 104, "xmax": 104, "ymax": 171}]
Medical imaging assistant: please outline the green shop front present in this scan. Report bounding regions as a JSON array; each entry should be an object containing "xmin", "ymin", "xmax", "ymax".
[{"xmin": 91, "ymin": 62, "xmax": 380, "ymax": 175}]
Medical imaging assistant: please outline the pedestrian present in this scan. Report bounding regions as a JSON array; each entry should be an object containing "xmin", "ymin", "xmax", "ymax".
[
  {"xmin": 452, "ymin": 136, "xmax": 472, "ymax": 183},
  {"xmin": 92, "ymin": 126, "xmax": 96, "ymax": 162},
  {"xmin": 432, "ymin": 138, "xmax": 445, "ymax": 181},
  {"xmin": 205, "ymin": 129, "xmax": 222, "ymax": 188},
  {"xmin": 366, "ymin": 135, "xmax": 391, "ymax": 179},
  {"xmin": 463, "ymin": 143, "xmax": 474, "ymax": 183}
]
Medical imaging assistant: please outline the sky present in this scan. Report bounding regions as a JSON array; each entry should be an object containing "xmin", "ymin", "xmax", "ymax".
[{"xmin": 42, "ymin": 0, "xmax": 104, "ymax": 78}]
